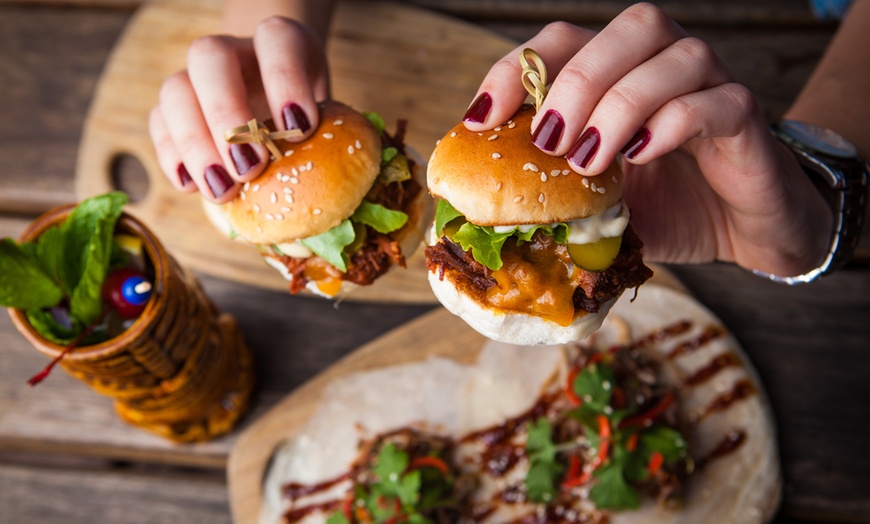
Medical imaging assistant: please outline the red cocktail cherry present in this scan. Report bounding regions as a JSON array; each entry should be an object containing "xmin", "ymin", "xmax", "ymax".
[{"xmin": 102, "ymin": 267, "xmax": 152, "ymax": 319}]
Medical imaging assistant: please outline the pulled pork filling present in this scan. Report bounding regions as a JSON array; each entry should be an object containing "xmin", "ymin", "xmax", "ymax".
[
  {"xmin": 426, "ymin": 224, "xmax": 653, "ymax": 324},
  {"xmin": 268, "ymin": 123, "xmax": 421, "ymax": 294}
]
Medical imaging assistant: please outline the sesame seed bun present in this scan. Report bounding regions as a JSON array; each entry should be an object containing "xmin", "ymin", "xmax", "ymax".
[
  {"xmin": 225, "ymin": 100, "xmax": 382, "ymax": 245},
  {"xmin": 427, "ymin": 105, "xmax": 623, "ymax": 226}
]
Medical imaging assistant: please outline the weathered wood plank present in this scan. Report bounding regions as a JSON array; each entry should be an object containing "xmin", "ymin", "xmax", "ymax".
[{"xmin": 0, "ymin": 462, "xmax": 231, "ymax": 524}]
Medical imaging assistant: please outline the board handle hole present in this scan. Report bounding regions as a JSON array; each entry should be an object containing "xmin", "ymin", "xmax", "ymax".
[{"xmin": 110, "ymin": 153, "xmax": 149, "ymax": 203}]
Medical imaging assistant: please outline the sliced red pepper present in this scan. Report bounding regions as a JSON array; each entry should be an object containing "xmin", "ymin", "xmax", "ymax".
[
  {"xmin": 565, "ymin": 366, "xmax": 581, "ymax": 406},
  {"xmin": 596, "ymin": 415, "xmax": 611, "ymax": 466},
  {"xmin": 626, "ymin": 433, "xmax": 639, "ymax": 452},
  {"xmin": 342, "ymin": 493, "xmax": 355, "ymax": 521},
  {"xmin": 408, "ymin": 455, "xmax": 450, "ymax": 476},
  {"xmin": 648, "ymin": 451, "xmax": 665, "ymax": 476},
  {"xmin": 561, "ymin": 454, "xmax": 582, "ymax": 489},
  {"xmin": 619, "ymin": 391, "xmax": 675, "ymax": 429}
]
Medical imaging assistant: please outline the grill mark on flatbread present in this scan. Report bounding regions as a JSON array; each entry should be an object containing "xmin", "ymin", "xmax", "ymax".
[
  {"xmin": 683, "ymin": 352, "xmax": 742, "ymax": 387},
  {"xmin": 626, "ymin": 320, "xmax": 693, "ymax": 350},
  {"xmin": 698, "ymin": 428, "xmax": 748, "ymax": 469}
]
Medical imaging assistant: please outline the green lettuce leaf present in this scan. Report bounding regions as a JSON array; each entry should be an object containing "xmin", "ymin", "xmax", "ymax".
[
  {"xmin": 0, "ymin": 238, "xmax": 64, "ymax": 310},
  {"xmin": 363, "ymin": 111, "xmax": 386, "ymax": 134},
  {"xmin": 433, "ymin": 199, "xmax": 463, "ymax": 237},
  {"xmin": 452, "ymin": 223, "xmax": 513, "ymax": 271},
  {"xmin": 352, "ymin": 201, "xmax": 408, "ymax": 234},
  {"xmin": 299, "ymin": 219, "xmax": 355, "ymax": 272}
]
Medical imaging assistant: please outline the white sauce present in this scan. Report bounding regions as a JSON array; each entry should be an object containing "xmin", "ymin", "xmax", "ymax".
[{"xmin": 490, "ymin": 201, "xmax": 629, "ymax": 244}]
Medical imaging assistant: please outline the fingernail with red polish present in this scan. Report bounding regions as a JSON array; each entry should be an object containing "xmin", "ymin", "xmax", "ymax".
[
  {"xmin": 621, "ymin": 128, "xmax": 651, "ymax": 160},
  {"xmin": 282, "ymin": 103, "xmax": 311, "ymax": 133},
  {"xmin": 532, "ymin": 109, "xmax": 564, "ymax": 152},
  {"xmin": 177, "ymin": 164, "xmax": 192, "ymax": 186},
  {"xmin": 568, "ymin": 127, "xmax": 601, "ymax": 169},
  {"xmin": 230, "ymin": 143, "xmax": 259, "ymax": 176},
  {"xmin": 463, "ymin": 92, "xmax": 492, "ymax": 123},
  {"xmin": 204, "ymin": 164, "xmax": 233, "ymax": 198}
]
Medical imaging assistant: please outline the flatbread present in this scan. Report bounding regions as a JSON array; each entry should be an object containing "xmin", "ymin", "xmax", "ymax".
[{"xmin": 260, "ymin": 284, "xmax": 781, "ymax": 523}]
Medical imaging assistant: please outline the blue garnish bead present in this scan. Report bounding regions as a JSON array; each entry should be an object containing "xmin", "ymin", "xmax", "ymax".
[{"xmin": 121, "ymin": 276, "xmax": 152, "ymax": 306}]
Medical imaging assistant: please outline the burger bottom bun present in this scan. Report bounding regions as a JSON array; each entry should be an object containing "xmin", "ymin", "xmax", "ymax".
[{"xmin": 427, "ymin": 269, "xmax": 616, "ymax": 346}]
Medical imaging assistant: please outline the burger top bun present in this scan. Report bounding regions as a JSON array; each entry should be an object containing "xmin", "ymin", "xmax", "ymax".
[
  {"xmin": 427, "ymin": 104, "xmax": 623, "ymax": 226},
  {"xmin": 224, "ymin": 101, "xmax": 382, "ymax": 245}
]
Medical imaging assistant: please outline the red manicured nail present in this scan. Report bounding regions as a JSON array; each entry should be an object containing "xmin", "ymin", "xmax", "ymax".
[
  {"xmin": 463, "ymin": 92, "xmax": 492, "ymax": 123},
  {"xmin": 568, "ymin": 127, "xmax": 601, "ymax": 169},
  {"xmin": 621, "ymin": 128, "xmax": 651, "ymax": 159},
  {"xmin": 177, "ymin": 163, "xmax": 192, "ymax": 186},
  {"xmin": 230, "ymin": 143, "xmax": 259, "ymax": 175},
  {"xmin": 532, "ymin": 110, "xmax": 564, "ymax": 152},
  {"xmin": 282, "ymin": 103, "xmax": 311, "ymax": 133},
  {"xmin": 204, "ymin": 164, "xmax": 233, "ymax": 198}
]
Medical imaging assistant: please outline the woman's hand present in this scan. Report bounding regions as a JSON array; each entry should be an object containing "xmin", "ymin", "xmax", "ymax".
[
  {"xmin": 463, "ymin": 3, "xmax": 831, "ymax": 278},
  {"xmin": 148, "ymin": 16, "xmax": 329, "ymax": 203}
]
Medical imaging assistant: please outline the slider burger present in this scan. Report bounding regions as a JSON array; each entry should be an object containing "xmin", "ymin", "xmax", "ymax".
[
  {"xmin": 204, "ymin": 100, "xmax": 429, "ymax": 298},
  {"xmin": 425, "ymin": 105, "xmax": 653, "ymax": 345}
]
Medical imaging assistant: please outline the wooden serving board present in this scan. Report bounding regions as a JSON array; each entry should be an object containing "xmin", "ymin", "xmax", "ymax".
[
  {"xmin": 75, "ymin": 0, "xmax": 517, "ymax": 304},
  {"xmin": 227, "ymin": 268, "xmax": 685, "ymax": 524}
]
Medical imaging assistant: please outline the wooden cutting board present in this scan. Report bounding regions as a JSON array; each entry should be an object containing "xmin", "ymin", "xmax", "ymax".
[
  {"xmin": 226, "ymin": 269, "xmax": 687, "ymax": 524},
  {"xmin": 75, "ymin": 0, "xmax": 517, "ymax": 303}
]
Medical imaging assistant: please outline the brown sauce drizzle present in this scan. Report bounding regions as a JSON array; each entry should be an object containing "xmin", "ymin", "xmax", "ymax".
[
  {"xmin": 691, "ymin": 379, "xmax": 757, "ymax": 427},
  {"xmin": 461, "ymin": 392, "xmax": 556, "ymax": 447},
  {"xmin": 627, "ymin": 320, "xmax": 693, "ymax": 350},
  {"xmin": 698, "ymin": 428, "xmax": 747, "ymax": 468},
  {"xmin": 683, "ymin": 352, "xmax": 741, "ymax": 387},
  {"xmin": 283, "ymin": 499, "xmax": 341, "ymax": 522},
  {"xmin": 667, "ymin": 325, "xmax": 727, "ymax": 359},
  {"xmin": 282, "ymin": 472, "xmax": 349, "ymax": 501}
]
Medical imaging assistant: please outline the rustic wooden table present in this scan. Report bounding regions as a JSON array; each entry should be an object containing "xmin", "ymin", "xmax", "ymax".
[{"xmin": 1, "ymin": 1, "xmax": 868, "ymax": 523}]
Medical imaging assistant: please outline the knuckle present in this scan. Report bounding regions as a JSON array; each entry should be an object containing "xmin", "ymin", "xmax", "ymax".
[
  {"xmin": 158, "ymin": 71, "xmax": 191, "ymax": 103},
  {"xmin": 540, "ymin": 20, "xmax": 581, "ymax": 41},
  {"xmin": 674, "ymin": 37, "xmax": 716, "ymax": 67},
  {"xmin": 623, "ymin": 2, "xmax": 670, "ymax": 28},
  {"xmin": 555, "ymin": 64, "xmax": 599, "ymax": 97},
  {"xmin": 603, "ymin": 84, "xmax": 643, "ymax": 114},
  {"xmin": 188, "ymin": 35, "xmax": 232, "ymax": 63},
  {"xmin": 490, "ymin": 55, "xmax": 520, "ymax": 78},
  {"xmin": 723, "ymin": 83, "xmax": 757, "ymax": 122}
]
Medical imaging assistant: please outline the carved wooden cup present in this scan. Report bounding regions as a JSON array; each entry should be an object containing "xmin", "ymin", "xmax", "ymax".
[{"xmin": 8, "ymin": 205, "xmax": 254, "ymax": 443}]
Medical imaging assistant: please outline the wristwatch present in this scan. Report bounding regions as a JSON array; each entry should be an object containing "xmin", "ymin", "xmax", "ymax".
[{"xmin": 759, "ymin": 120, "xmax": 868, "ymax": 284}]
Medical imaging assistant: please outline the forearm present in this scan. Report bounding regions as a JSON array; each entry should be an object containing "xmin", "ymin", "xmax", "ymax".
[
  {"xmin": 785, "ymin": 0, "xmax": 870, "ymax": 158},
  {"xmin": 221, "ymin": 0, "xmax": 337, "ymax": 42}
]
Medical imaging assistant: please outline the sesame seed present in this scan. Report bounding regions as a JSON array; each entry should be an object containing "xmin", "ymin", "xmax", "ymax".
[
  {"xmin": 243, "ymin": 182, "xmax": 251, "ymax": 190},
  {"xmin": 283, "ymin": 187, "xmax": 292, "ymax": 193},
  {"xmin": 450, "ymin": 132, "xmax": 457, "ymax": 138},
  {"xmin": 348, "ymin": 145, "xmax": 355, "ymax": 154},
  {"xmin": 276, "ymin": 172, "xmax": 282, "ymax": 180},
  {"xmin": 253, "ymin": 204, "xmax": 261, "ymax": 213},
  {"xmin": 240, "ymin": 192, "xmax": 246, "ymax": 200},
  {"xmin": 492, "ymin": 152, "xmax": 501, "ymax": 160},
  {"xmin": 538, "ymin": 193, "xmax": 545, "ymax": 203},
  {"xmin": 306, "ymin": 161, "xmax": 313, "ymax": 170},
  {"xmin": 291, "ymin": 167, "xmax": 299, "ymax": 176},
  {"xmin": 541, "ymin": 173, "xmax": 548, "ymax": 182},
  {"xmin": 281, "ymin": 175, "xmax": 290, "ymax": 182},
  {"xmin": 508, "ymin": 122, "xmax": 516, "ymax": 129},
  {"xmin": 496, "ymin": 182, "xmax": 502, "ymax": 191},
  {"xmin": 562, "ymin": 170, "xmax": 571, "ymax": 175},
  {"xmin": 523, "ymin": 163, "xmax": 530, "ymax": 171},
  {"xmin": 323, "ymin": 133, "xmax": 334, "ymax": 139},
  {"xmin": 313, "ymin": 208, "xmax": 322, "ymax": 215},
  {"xmin": 281, "ymin": 206, "xmax": 290, "ymax": 212},
  {"xmin": 436, "ymin": 139, "xmax": 441, "ymax": 145},
  {"xmin": 303, "ymin": 144, "xmax": 313, "ymax": 150},
  {"xmin": 612, "ymin": 175, "xmax": 618, "ymax": 184},
  {"xmin": 265, "ymin": 213, "xmax": 274, "ymax": 220},
  {"xmin": 477, "ymin": 133, "xmax": 483, "ymax": 136},
  {"xmin": 528, "ymin": 163, "xmax": 539, "ymax": 172},
  {"xmin": 582, "ymin": 178, "xmax": 590, "ymax": 188},
  {"xmin": 270, "ymin": 192, "xmax": 277, "ymax": 204},
  {"xmin": 290, "ymin": 178, "xmax": 299, "ymax": 184},
  {"xmin": 252, "ymin": 184, "xmax": 260, "ymax": 192},
  {"xmin": 591, "ymin": 182, "xmax": 598, "ymax": 191},
  {"xmin": 488, "ymin": 134, "xmax": 498, "ymax": 141},
  {"xmin": 355, "ymin": 140, "xmax": 362, "ymax": 150},
  {"xmin": 513, "ymin": 195, "xmax": 524, "ymax": 203},
  {"xmin": 334, "ymin": 119, "xmax": 343, "ymax": 125},
  {"xmin": 494, "ymin": 126, "xmax": 502, "ymax": 131},
  {"xmin": 551, "ymin": 169, "xmax": 561, "ymax": 177},
  {"xmin": 275, "ymin": 214, "xmax": 283, "ymax": 220},
  {"xmin": 284, "ymin": 194, "xmax": 293, "ymax": 203},
  {"xmin": 597, "ymin": 187, "xmax": 607, "ymax": 194}
]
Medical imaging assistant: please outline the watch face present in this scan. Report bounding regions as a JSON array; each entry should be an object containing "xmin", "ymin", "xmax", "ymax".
[{"xmin": 780, "ymin": 120, "xmax": 857, "ymax": 158}]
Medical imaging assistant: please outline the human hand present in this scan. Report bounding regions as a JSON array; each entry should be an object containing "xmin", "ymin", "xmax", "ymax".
[
  {"xmin": 463, "ymin": 3, "xmax": 831, "ymax": 278},
  {"xmin": 149, "ymin": 16, "xmax": 329, "ymax": 203}
]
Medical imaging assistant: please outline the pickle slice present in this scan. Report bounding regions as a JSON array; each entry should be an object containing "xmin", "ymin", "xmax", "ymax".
[{"xmin": 568, "ymin": 236, "xmax": 622, "ymax": 271}]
